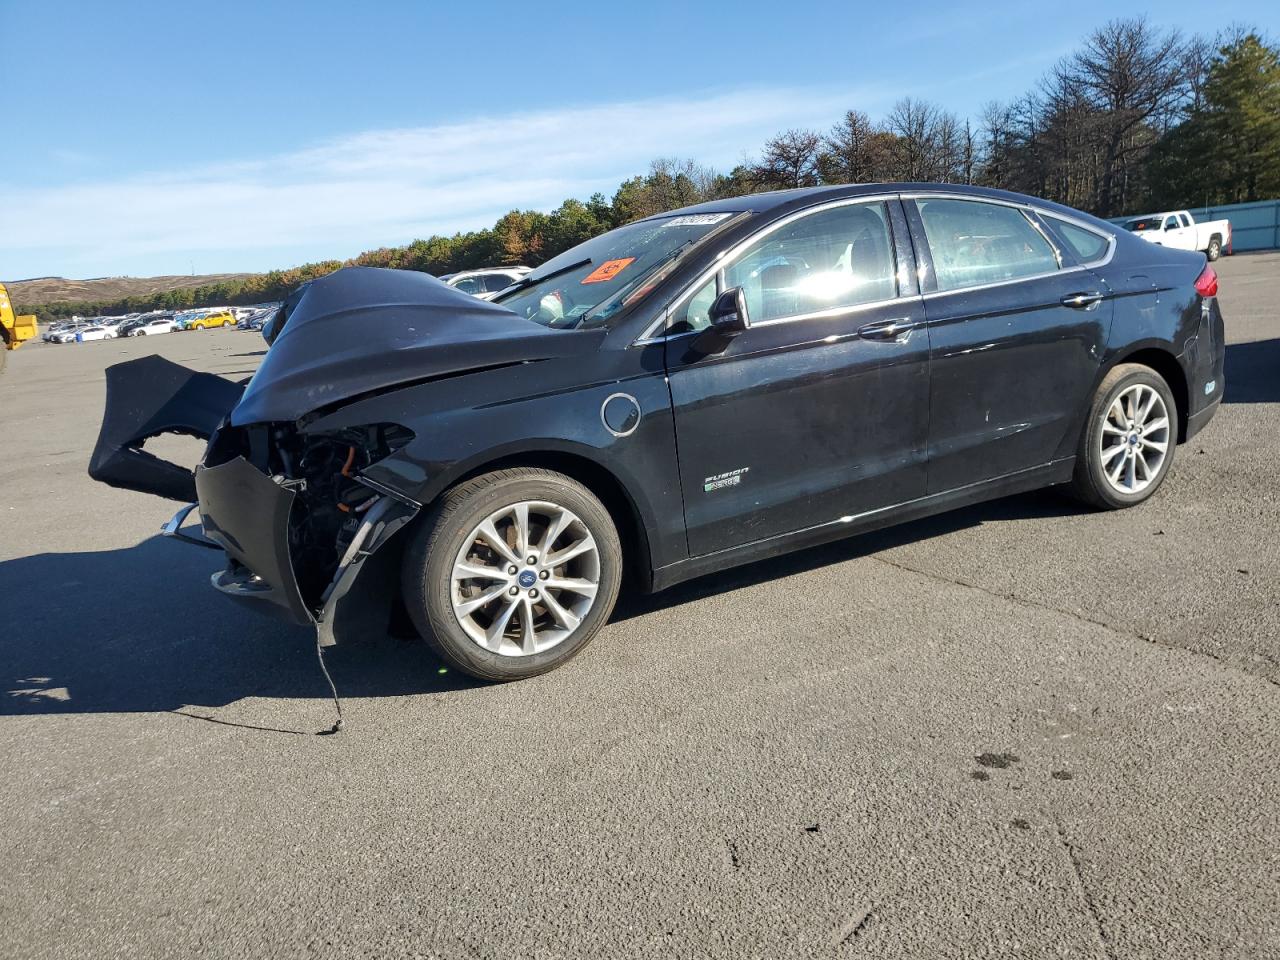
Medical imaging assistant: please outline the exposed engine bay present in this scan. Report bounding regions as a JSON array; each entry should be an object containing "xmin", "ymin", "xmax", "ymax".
[{"xmin": 203, "ymin": 420, "xmax": 415, "ymax": 611}]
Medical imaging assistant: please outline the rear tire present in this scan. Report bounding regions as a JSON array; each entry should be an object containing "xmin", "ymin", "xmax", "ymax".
[
  {"xmin": 1207, "ymin": 237, "xmax": 1222, "ymax": 261},
  {"xmin": 402, "ymin": 468, "xmax": 623, "ymax": 681},
  {"xmin": 1069, "ymin": 364, "xmax": 1178, "ymax": 510}
]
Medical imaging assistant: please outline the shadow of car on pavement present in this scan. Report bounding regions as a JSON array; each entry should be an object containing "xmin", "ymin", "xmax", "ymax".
[{"xmin": 1, "ymin": 490, "xmax": 1076, "ymax": 722}]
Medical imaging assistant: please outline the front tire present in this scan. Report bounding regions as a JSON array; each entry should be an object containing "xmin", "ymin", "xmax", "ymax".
[
  {"xmin": 402, "ymin": 468, "xmax": 623, "ymax": 681},
  {"xmin": 1069, "ymin": 364, "xmax": 1177, "ymax": 509}
]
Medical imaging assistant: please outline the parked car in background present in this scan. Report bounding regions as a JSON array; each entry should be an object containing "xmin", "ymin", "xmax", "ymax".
[
  {"xmin": 176, "ymin": 309, "xmax": 236, "ymax": 331},
  {"xmin": 44, "ymin": 320, "xmax": 82, "ymax": 342},
  {"xmin": 99, "ymin": 316, "xmax": 134, "ymax": 335},
  {"xmin": 237, "ymin": 306, "xmax": 280, "ymax": 331},
  {"xmin": 441, "ymin": 267, "xmax": 532, "ymax": 300},
  {"xmin": 117, "ymin": 311, "xmax": 171, "ymax": 336},
  {"xmin": 90, "ymin": 184, "xmax": 1225, "ymax": 683},
  {"xmin": 128, "ymin": 315, "xmax": 177, "ymax": 336},
  {"xmin": 1125, "ymin": 210, "xmax": 1231, "ymax": 260},
  {"xmin": 75, "ymin": 325, "xmax": 117, "ymax": 342}
]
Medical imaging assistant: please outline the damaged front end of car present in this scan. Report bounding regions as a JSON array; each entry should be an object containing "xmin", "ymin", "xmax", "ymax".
[
  {"xmin": 88, "ymin": 350, "xmax": 421, "ymax": 640},
  {"xmin": 86, "ymin": 266, "xmax": 563, "ymax": 643},
  {"xmin": 196, "ymin": 418, "xmax": 420, "ymax": 639},
  {"xmin": 86, "ymin": 265, "xmax": 593, "ymax": 642}
]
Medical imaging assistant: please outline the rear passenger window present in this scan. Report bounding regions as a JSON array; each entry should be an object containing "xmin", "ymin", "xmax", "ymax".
[
  {"xmin": 916, "ymin": 198, "xmax": 1059, "ymax": 292},
  {"xmin": 1045, "ymin": 216, "xmax": 1111, "ymax": 263}
]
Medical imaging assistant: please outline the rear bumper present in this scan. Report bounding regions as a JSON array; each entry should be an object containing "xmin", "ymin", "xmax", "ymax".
[{"xmin": 1181, "ymin": 297, "xmax": 1226, "ymax": 440}]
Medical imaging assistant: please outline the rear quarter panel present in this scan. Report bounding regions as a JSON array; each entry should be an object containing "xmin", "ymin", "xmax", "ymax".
[{"xmin": 1097, "ymin": 237, "xmax": 1208, "ymax": 426}]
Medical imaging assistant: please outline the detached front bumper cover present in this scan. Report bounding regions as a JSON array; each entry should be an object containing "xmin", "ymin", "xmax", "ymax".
[{"xmin": 88, "ymin": 354, "xmax": 245, "ymax": 502}]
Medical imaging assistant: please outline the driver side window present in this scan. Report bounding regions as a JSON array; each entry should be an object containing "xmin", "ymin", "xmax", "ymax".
[{"xmin": 669, "ymin": 201, "xmax": 897, "ymax": 334}]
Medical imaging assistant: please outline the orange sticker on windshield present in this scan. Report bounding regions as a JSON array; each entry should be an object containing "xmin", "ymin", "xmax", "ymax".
[{"xmin": 581, "ymin": 258, "xmax": 635, "ymax": 284}]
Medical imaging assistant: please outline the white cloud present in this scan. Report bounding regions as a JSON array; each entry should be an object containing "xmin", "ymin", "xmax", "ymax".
[{"xmin": 2, "ymin": 86, "xmax": 884, "ymax": 279}]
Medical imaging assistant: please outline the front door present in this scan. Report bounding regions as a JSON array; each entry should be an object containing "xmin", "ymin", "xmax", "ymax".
[
  {"xmin": 905, "ymin": 196, "xmax": 1109, "ymax": 493},
  {"xmin": 664, "ymin": 198, "xmax": 930, "ymax": 557}
]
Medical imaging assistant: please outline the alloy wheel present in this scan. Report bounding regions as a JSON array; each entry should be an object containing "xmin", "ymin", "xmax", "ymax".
[
  {"xmin": 450, "ymin": 500, "xmax": 600, "ymax": 657},
  {"xmin": 1099, "ymin": 383, "xmax": 1170, "ymax": 495}
]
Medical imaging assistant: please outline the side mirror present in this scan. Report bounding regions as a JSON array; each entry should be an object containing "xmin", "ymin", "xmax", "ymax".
[{"xmin": 707, "ymin": 286, "xmax": 751, "ymax": 336}]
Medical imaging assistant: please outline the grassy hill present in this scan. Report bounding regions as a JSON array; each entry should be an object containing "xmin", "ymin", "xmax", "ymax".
[{"xmin": 4, "ymin": 273, "xmax": 256, "ymax": 307}]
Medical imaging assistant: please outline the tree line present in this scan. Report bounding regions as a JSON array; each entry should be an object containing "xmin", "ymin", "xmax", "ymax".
[{"xmin": 19, "ymin": 19, "xmax": 1278, "ymax": 324}]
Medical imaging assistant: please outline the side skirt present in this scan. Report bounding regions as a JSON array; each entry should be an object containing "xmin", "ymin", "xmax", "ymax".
[{"xmin": 649, "ymin": 458, "xmax": 1075, "ymax": 592}]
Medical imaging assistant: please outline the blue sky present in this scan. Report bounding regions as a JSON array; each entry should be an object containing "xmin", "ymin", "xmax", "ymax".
[{"xmin": 2, "ymin": 0, "xmax": 1274, "ymax": 280}]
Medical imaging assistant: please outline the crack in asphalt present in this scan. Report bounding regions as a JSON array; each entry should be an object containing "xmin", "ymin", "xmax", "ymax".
[
  {"xmin": 1053, "ymin": 821, "xmax": 1114, "ymax": 960},
  {"xmin": 871, "ymin": 555, "xmax": 1280, "ymax": 692},
  {"xmin": 831, "ymin": 904, "xmax": 875, "ymax": 949}
]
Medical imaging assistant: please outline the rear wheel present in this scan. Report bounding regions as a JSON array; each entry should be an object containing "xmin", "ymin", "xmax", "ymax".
[
  {"xmin": 1069, "ymin": 364, "xmax": 1177, "ymax": 509},
  {"xmin": 1207, "ymin": 237, "xmax": 1222, "ymax": 261},
  {"xmin": 402, "ymin": 468, "xmax": 623, "ymax": 681}
]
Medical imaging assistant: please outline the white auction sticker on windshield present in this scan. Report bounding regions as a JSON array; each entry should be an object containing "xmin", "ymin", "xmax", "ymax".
[{"xmin": 664, "ymin": 213, "xmax": 733, "ymax": 227}]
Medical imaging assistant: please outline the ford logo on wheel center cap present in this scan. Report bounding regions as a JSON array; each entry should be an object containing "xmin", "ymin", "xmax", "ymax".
[{"xmin": 518, "ymin": 570, "xmax": 537, "ymax": 588}]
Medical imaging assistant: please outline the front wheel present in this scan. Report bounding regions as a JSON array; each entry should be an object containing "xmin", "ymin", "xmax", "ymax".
[
  {"xmin": 1069, "ymin": 364, "xmax": 1177, "ymax": 509},
  {"xmin": 402, "ymin": 468, "xmax": 623, "ymax": 681}
]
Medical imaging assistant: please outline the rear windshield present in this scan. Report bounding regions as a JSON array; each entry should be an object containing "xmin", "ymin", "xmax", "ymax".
[{"xmin": 494, "ymin": 212, "xmax": 742, "ymax": 329}]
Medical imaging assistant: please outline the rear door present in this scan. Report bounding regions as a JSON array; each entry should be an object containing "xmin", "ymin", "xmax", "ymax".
[
  {"xmin": 905, "ymin": 195, "xmax": 1110, "ymax": 493},
  {"xmin": 664, "ymin": 197, "xmax": 930, "ymax": 556}
]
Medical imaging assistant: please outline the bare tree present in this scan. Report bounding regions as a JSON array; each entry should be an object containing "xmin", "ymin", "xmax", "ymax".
[
  {"xmin": 978, "ymin": 101, "xmax": 1016, "ymax": 189},
  {"xmin": 886, "ymin": 98, "xmax": 940, "ymax": 180},
  {"xmin": 1056, "ymin": 17, "xmax": 1188, "ymax": 215},
  {"xmin": 751, "ymin": 129, "xmax": 823, "ymax": 188},
  {"xmin": 961, "ymin": 119, "xmax": 977, "ymax": 184},
  {"xmin": 648, "ymin": 157, "xmax": 717, "ymax": 203},
  {"xmin": 818, "ymin": 110, "xmax": 889, "ymax": 183}
]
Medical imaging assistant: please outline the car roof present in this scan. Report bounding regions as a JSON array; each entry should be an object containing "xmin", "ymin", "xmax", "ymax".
[{"xmin": 638, "ymin": 183, "xmax": 1118, "ymax": 232}]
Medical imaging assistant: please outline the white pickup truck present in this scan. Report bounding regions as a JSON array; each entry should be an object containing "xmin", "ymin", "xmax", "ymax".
[{"xmin": 1124, "ymin": 210, "xmax": 1232, "ymax": 261}]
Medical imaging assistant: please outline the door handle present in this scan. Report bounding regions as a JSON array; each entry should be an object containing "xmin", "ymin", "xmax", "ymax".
[
  {"xmin": 1061, "ymin": 291, "xmax": 1104, "ymax": 309},
  {"xmin": 858, "ymin": 317, "xmax": 915, "ymax": 341}
]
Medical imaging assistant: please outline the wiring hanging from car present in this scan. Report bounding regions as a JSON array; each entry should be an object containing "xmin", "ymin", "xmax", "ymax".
[{"xmin": 314, "ymin": 632, "xmax": 344, "ymax": 735}]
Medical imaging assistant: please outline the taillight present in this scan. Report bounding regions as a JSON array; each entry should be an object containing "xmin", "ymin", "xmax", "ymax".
[{"xmin": 1195, "ymin": 265, "xmax": 1218, "ymax": 298}]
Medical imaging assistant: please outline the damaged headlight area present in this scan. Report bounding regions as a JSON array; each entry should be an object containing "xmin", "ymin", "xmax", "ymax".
[
  {"xmin": 199, "ymin": 420, "xmax": 419, "ymax": 624},
  {"xmin": 89, "ymin": 355, "xmax": 423, "ymax": 637}
]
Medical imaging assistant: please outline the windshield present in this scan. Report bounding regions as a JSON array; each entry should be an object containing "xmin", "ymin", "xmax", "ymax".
[
  {"xmin": 1126, "ymin": 217, "xmax": 1163, "ymax": 232},
  {"xmin": 494, "ymin": 211, "xmax": 741, "ymax": 328}
]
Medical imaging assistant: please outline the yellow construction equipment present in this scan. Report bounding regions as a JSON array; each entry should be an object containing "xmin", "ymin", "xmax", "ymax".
[
  {"xmin": 1, "ymin": 282, "xmax": 38, "ymax": 353},
  {"xmin": 1, "ymin": 282, "xmax": 38, "ymax": 373}
]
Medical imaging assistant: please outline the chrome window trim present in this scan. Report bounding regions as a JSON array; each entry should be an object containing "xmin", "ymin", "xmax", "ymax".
[
  {"xmin": 634, "ymin": 193, "xmax": 901, "ymax": 343},
  {"xmin": 1037, "ymin": 211, "xmax": 1117, "ymax": 270},
  {"xmin": 919, "ymin": 264, "xmax": 1088, "ymax": 301},
  {"xmin": 635, "ymin": 192, "xmax": 1119, "ymax": 341},
  {"xmin": 1023, "ymin": 210, "xmax": 1065, "ymax": 269}
]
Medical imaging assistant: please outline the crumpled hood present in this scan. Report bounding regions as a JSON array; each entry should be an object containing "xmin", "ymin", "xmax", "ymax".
[{"xmin": 232, "ymin": 266, "xmax": 597, "ymax": 425}]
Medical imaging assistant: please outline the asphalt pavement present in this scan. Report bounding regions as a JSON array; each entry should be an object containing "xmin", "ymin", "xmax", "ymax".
[{"xmin": 1, "ymin": 254, "xmax": 1277, "ymax": 959}]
